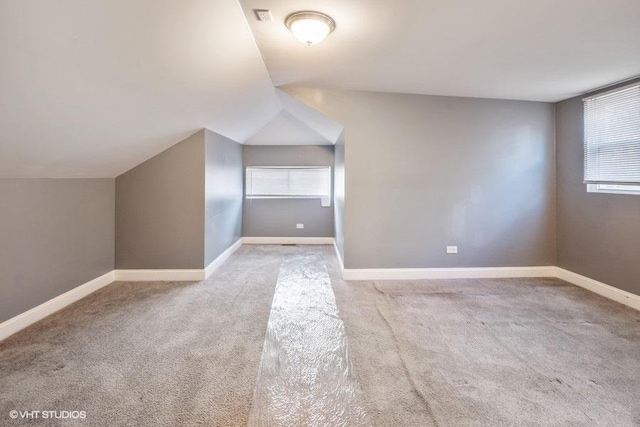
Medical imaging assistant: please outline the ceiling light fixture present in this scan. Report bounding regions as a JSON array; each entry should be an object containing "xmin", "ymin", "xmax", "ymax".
[{"xmin": 285, "ymin": 11, "xmax": 336, "ymax": 46}]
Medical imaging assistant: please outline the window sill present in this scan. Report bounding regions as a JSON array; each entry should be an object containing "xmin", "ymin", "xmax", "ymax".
[
  {"xmin": 587, "ymin": 184, "xmax": 640, "ymax": 195},
  {"xmin": 245, "ymin": 195, "xmax": 332, "ymax": 207},
  {"xmin": 245, "ymin": 196, "xmax": 330, "ymax": 199}
]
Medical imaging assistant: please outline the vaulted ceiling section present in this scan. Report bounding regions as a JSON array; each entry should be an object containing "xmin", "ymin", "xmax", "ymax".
[
  {"xmin": 2, "ymin": 0, "xmax": 640, "ymax": 177},
  {"xmin": 0, "ymin": 0, "xmax": 281, "ymax": 177}
]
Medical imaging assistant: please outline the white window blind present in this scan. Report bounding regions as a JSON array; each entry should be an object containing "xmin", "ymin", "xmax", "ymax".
[
  {"xmin": 584, "ymin": 83, "xmax": 640, "ymax": 186},
  {"xmin": 246, "ymin": 167, "xmax": 331, "ymax": 198}
]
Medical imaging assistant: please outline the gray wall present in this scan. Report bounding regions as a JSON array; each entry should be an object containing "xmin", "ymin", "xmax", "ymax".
[
  {"xmin": 0, "ymin": 179, "xmax": 114, "ymax": 323},
  {"xmin": 116, "ymin": 131, "xmax": 205, "ymax": 269},
  {"xmin": 556, "ymin": 81, "xmax": 640, "ymax": 296},
  {"xmin": 334, "ymin": 132, "xmax": 346, "ymax": 262},
  {"xmin": 287, "ymin": 88, "xmax": 556, "ymax": 269},
  {"xmin": 205, "ymin": 129, "xmax": 243, "ymax": 266},
  {"xmin": 242, "ymin": 145, "xmax": 335, "ymax": 238}
]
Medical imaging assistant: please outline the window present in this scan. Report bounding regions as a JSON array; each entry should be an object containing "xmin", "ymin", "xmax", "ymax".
[
  {"xmin": 584, "ymin": 83, "xmax": 640, "ymax": 195},
  {"xmin": 245, "ymin": 166, "xmax": 331, "ymax": 199}
]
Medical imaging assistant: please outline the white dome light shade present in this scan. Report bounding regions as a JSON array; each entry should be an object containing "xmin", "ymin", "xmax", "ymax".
[{"xmin": 285, "ymin": 11, "xmax": 336, "ymax": 46}]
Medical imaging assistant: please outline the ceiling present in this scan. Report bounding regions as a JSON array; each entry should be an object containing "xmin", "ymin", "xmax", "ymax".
[
  {"xmin": 240, "ymin": 0, "xmax": 640, "ymax": 102},
  {"xmin": 0, "ymin": 0, "xmax": 281, "ymax": 178},
  {"xmin": 246, "ymin": 111, "xmax": 328, "ymax": 146},
  {"xmin": 246, "ymin": 89, "xmax": 343, "ymax": 146},
  {"xmin": 3, "ymin": 0, "xmax": 639, "ymax": 177}
]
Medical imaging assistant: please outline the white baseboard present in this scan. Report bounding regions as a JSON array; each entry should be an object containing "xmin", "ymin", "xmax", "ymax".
[
  {"xmin": 114, "ymin": 269, "xmax": 205, "ymax": 281},
  {"xmin": 114, "ymin": 237, "xmax": 338, "ymax": 283},
  {"xmin": 555, "ymin": 267, "xmax": 640, "ymax": 311},
  {"xmin": 342, "ymin": 266, "xmax": 557, "ymax": 281},
  {"xmin": 205, "ymin": 238, "xmax": 243, "ymax": 279},
  {"xmin": 0, "ymin": 240, "xmax": 247, "ymax": 341},
  {"xmin": 3, "ymin": 251, "xmax": 638, "ymax": 344},
  {"xmin": 242, "ymin": 237, "xmax": 334, "ymax": 245},
  {"xmin": 339, "ymin": 264, "xmax": 639, "ymax": 312},
  {"xmin": 333, "ymin": 240, "xmax": 344, "ymax": 272},
  {"xmin": 0, "ymin": 271, "xmax": 115, "ymax": 342},
  {"xmin": 115, "ymin": 239, "xmax": 244, "ymax": 282}
]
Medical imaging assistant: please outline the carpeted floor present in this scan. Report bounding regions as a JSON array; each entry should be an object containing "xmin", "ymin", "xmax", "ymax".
[
  {"xmin": 1, "ymin": 245, "xmax": 640, "ymax": 426},
  {"xmin": 322, "ymin": 249, "xmax": 640, "ymax": 427},
  {"xmin": 0, "ymin": 246, "xmax": 285, "ymax": 426}
]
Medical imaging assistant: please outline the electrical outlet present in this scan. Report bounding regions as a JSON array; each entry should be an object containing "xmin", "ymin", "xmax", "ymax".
[
  {"xmin": 446, "ymin": 246, "xmax": 458, "ymax": 254},
  {"xmin": 296, "ymin": 224, "xmax": 304, "ymax": 229}
]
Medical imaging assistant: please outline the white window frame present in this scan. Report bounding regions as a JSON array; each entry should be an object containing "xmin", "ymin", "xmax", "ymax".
[
  {"xmin": 587, "ymin": 183, "xmax": 640, "ymax": 195},
  {"xmin": 245, "ymin": 166, "xmax": 332, "ymax": 200},
  {"xmin": 583, "ymin": 82, "xmax": 640, "ymax": 195}
]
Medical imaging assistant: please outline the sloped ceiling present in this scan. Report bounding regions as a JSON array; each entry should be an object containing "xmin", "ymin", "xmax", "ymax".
[
  {"xmin": 246, "ymin": 89, "xmax": 344, "ymax": 145},
  {"xmin": 6, "ymin": 0, "xmax": 638, "ymax": 178},
  {"xmin": 245, "ymin": 111, "xmax": 329, "ymax": 145},
  {"xmin": 0, "ymin": 0, "xmax": 281, "ymax": 178},
  {"xmin": 240, "ymin": 0, "xmax": 640, "ymax": 102},
  {"xmin": 275, "ymin": 89, "xmax": 344, "ymax": 144}
]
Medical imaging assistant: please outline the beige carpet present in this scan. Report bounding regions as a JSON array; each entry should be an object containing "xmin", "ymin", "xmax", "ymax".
[
  {"xmin": 2, "ymin": 245, "xmax": 640, "ymax": 426},
  {"xmin": 322, "ymin": 249, "xmax": 640, "ymax": 426},
  {"xmin": 0, "ymin": 245, "xmax": 285, "ymax": 426}
]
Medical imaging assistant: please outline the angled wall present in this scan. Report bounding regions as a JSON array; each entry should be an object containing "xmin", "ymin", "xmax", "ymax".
[
  {"xmin": 334, "ymin": 132, "xmax": 346, "ymax": 262},
  {"xmin": 116, "ymin": 129, "xmax": 244, "ymax": 270},
  {"xmin": 115, "ymin": 131, "xmax": 205, "ymax": 269},
  {"xmin": 287, "ymin": 88, "xmax": 556, "ymax": 269},
  {"xmin": 204, "ymin": 130, "xmax": 243, "ymax": 266},
  {"xmin": 0, "ymin": 179, "xmax": 114, "ymax": 323}
]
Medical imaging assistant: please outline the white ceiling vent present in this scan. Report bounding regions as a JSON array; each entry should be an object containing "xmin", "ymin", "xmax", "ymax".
[{"xmin": 254, "ymin": 9, "xmax": 273, "ymax": 22}]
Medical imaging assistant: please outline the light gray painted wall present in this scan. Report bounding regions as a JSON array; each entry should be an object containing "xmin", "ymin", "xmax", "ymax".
[
  {"xmin": 556, "ymin": 81, "xmax": 640, "ymax": 296},
  {"xmin": 204, "ymin": 129, "xmax": 243, "ymax": 266},
  {"xmin": 242, "ymin": 145, "xmax": 335, "ymax": 238},
  {"xmin": 286, "ymin": 88, "xmax": 556, "ymax": 269},
  {"xmin": 0, "ymin": 179, "xmax": 114, "ymax": 323},
  {"xmin": 116, "ymin": 131, "xmax": 205, "ymax": 269},
  {"xmin": 334, "ymin": 132, "xmax": 346, "ymax": 262}
]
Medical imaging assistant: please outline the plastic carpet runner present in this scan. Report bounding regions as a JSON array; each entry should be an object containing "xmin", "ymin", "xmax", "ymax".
[{"xmin": 248, "ymin": 252, "xmax": 369, "ymax": 426}]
